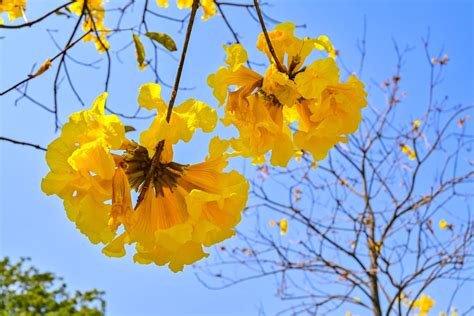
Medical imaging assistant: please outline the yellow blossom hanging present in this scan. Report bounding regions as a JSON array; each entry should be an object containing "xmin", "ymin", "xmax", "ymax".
[
  {"xmin": 412, "ymin": 294, "xmax": 435, "ymax": 316},
  {"xmin": 208, "ymin": 22, "xmax": 367, "ymax": 167},
  {"xmin": 42, "ymin": 85, "xmax": 249, "ymax": 272}
]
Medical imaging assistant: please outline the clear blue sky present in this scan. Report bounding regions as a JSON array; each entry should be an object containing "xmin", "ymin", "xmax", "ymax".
[{"xmin": 1, "ymin": 0, "xmax": 473, "ymax": 315}]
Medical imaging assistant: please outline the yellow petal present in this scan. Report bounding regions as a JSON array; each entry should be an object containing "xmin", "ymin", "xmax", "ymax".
[
  {"xmin": 314, "ymin": 35, "xmax": 336, "ymax": 58},
  {"xmin": 224, "ymin": 43, "xmax": 248, "ymax": 71},
  {"xmin": 201, "ymin": 0, "xmax": 217, "ymax": 20},
  {"xmin": 102, "ymin": 233, "xmax": 129, "ymax": 257},
  {"xmin": 64, "ymin": 194, "xmax": 115, "ymax": 244},
  {"xmin": 109, "ymin": 166, "xmax": 134, "ymax": 231},
  {"xmin": 270, "ymin": 132, "xmax": 294, "ymax": 167},
  {"xmin": 140, "ymin": 99, "xmax": 217, "ymax": 151},
  {"xmin": 168, "ymin": 242, "xmax": 209, "ymax": 272},
  {"xmin": 294, "ymin": 58, "xmax": 340, "ymax": 100},
  {"xmin": 207, "ymin": 137, "xmax": 230, "ymax": 160},
  {"xmin": 138, "ymin": 83, "xmax": 167, "ymax": 112},
  {"xmin": 67, "ymin": 139, "xmax": 116, "ymax": 180}
]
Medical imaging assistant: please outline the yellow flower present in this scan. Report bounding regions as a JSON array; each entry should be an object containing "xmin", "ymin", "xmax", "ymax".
[
  {"xmin": 208, "ymin": 44, "xmax": 294, "ymax": 166},
  {"xmin": 438, "ymin": 219, "xmax": 453, "ymax": 230},
  {"xmin": 401, "ymin": 144, "xmax": 411, "ymax": 154},
  {"xmin": 412, "ymin": 120, "xmax": 421, "ymax": 129},
  {"xmin": 439, "ymin": 219, "xmax": 448, "ymax": 229},
  {"xmin": 413, "ymin": 294, "xmax": 435, "ymax": 316},
  {"xmin": 208, "ymin": 23, "xmax": 367, "ymax": 167},
  {"xmin": 400, "ymin": 143, "xmax": 416, "ymax": 160},
  {"xmin": 106, "ymin": 138, "xmax": 248, "ymax": 271},
  {"xmin": 70, "ymin": 0, "xmax": 110, "ymax": 53},
  {"xmin": 270, "ymin": 218, "xmax": 288, "ymax": 235},
  {"xmin": 294, "ymin": 75, "xmax": 367, "ymax": 161},
  {"xmin": 42, "ymin": 93, "xmax": 127, "ymax": 244},
  {"xmin": 0, "ymin": 0, "xmax": 26, "ymax": 22},
  {"xmin": 43, "ymin": 87, "xmax": 249, "ymax": 272},
  {"xmin": 279, "ymin": 218, "xmax": 288, "ymax": 235},
  {"xmin": 157, "ymin": 0, "xmax": 217, "ymax": 20},
  {"xmin": 294, "ymin": 58, "xmax": 340, "ymax": 100}
]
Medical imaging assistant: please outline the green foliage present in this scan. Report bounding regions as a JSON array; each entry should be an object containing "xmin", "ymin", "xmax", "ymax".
[
  {"xmin": 0, "ymin": 257, "xmax": 106, "ymax": 316},
  {"xmin": 124, "ymin": 125, "xmax": 136, "ymax": 133},
  {"xmin": 133, "ymin": 34, "xmax": 146, "ymax": 70},
  {"xmin": 144, "ymin": 32, "xmax": 177, "ymax": 52}
]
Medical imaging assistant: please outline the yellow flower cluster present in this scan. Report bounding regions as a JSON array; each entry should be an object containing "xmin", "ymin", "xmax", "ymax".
[
  {"xmin": 157, "ymin": 0, "xmax": 216, "ymax": 20},
  {"xmin": 0, "ymin": 0, "xmax": 26, "ymax": 22},
  {"xmin": 412, "ymin": 294, "xmax": 435, "ymax": 316},
  {"xmin": 400, "ymin": 143, "xmax": 416, "ymax": 160},
  {"xmin": 42, "ymin": 84, "xmax": 249, "ymax": 272},
  {"xmin": 70, "ymin": 0, "xmax": 110, "ymax": 53},
  {"xmin": 208, "ymin": 22, "xmax": 367, "ymax": 167}
]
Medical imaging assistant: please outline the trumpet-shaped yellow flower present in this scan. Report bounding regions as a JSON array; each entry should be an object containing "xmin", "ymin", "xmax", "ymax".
[
  {"xmin": 294, "ymin": 75, "xmax": 367, "ymax": 160},
  {"xmin": 412, "ymin": 294, "xmax": 435, "ymax": 316},
  {"xmin": 208, "ymin": 22, "xmax": 367, "ymax": 166},
  {"xmin": 104, "ymin": 132, "xmax": 248, "ymax": 271},
  {"xmin": 0, "ymin": 0, "xmax": 25, "ymax": 22},
  {"xmin": 70, "ymin": 0, "xmax": 110, "ymax": 53},
  {"xmin": 43, "ymin": 87, "xmax": 249, "ymax": 272},
  {"xmin": 42, "ymin": 93, "xmax": 127, "ymax": 244},
  {"xmin": 157, "ymin": 0, "xmax": 216, "ymax": 20}
]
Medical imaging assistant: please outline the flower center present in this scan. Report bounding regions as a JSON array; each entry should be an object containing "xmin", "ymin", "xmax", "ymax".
[
  {"xmin": 122, "ymin": 141, "xmax": 187, "ymax": 195},
  {"xmin": 257, "ymin": 88, "xmax": 282, "ymax": 107}
]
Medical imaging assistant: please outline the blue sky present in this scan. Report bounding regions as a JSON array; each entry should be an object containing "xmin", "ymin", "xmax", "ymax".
[{"xmin": 1, "ymin": 0, "xmax": 473, "ymax": 315}]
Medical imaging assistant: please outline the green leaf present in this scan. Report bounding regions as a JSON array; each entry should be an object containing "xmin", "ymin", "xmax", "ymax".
[
  {"xmin": 145, "ymin": 32, "xmax": 177, "ymax": 52},
  {"xmin": 54, "ymin": 10, "xmax": 70, "ymax": 17},
  {"xmin": 133, "ymin": 34, "xmax": 146, "ymax": 70},
  {"xmin": 124, "ymin": 125, "xmax": 136, "ymax": 133}
]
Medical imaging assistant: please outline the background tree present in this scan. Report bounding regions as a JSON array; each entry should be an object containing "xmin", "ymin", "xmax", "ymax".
[{"xmin": 0, "ymin": 257, "xmax": 106, "ymax": 315}]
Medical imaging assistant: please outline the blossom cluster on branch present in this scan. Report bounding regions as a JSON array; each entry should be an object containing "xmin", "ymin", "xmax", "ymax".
[
  {"xmin": 209, "ymin": 22, "xmax": 367, "ymax": 166},
  {"xmin": 42, "ymin": 90, "xmax": 249, "ymax": 272}
]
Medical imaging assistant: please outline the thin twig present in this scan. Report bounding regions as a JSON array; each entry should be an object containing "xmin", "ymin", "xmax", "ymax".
[
  {"xmin": 0, "ymin": 137, "xmax": 47, "ymax": 151},
  {"xmin": 0, "ymin": 30, "xmax": 91, "ymax": 97},
  {"xmin": 135, "ymin": 0, "xmax": 200, "ymax": 207},
  {"xmin": 164, "ymin": 0, "xmax": 199, "ymax": 123},
  {"xmin": 0, "ymin": 1, "xmax": 73, "ymax": 29},
  {"xmin": 253, "ymin": 0, "xmax": 285, "ymax": 73}
]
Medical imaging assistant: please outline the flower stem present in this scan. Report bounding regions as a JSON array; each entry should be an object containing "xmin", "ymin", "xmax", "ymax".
[
  {"xmin": 253, "ymin": 0, "xmax": 285, "ymax": 73},
  {"xmin": 136, "ymin": 0, "xmax": 200, "ymax": 207},
  {"xmin": 165, "ymin": 0, "xmax": 200, "ymax": 122}
]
